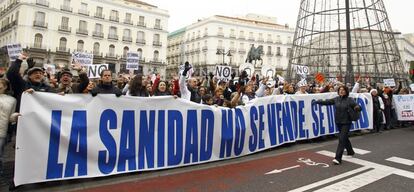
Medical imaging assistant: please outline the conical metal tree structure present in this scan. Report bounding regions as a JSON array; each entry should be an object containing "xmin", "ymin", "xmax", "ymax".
[{"xmin": 287, "ymin": 0, "xmax": 406, "ymax": 84}]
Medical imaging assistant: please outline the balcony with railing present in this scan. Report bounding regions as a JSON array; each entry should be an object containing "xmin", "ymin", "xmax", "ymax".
[
  {"xmin": 56, "ymin": 47, "xmax": 70, "ymax": 53},
  {"xmin": 248, "ymin": 37, "xmax": 255, "ymax": 41},
  {"xmin": 60, "ymin": 5, "xmax": 72, "ymax": 12},
  {"xmin": 78, "ymin": 9, "xmax": 89, "ymax": 16},
  {"xmin": 239, "ymin": 35, "xmax": 246, "ymax": 40},
  {"xmin": 229, "ymin": 34, "xmax": 236, "ymax": 39},
  {"xmin": 122, "ymin": 36, "xmax": 132, "ymax": 42},
  {"xmin": 238, "ymin": 48, "xmax": 246, "ymax": 54},
  {"xmin": 153, "ymin": 41, "xmax": 162, "ymax": 46},
  {"xmin": 33, "ymin": 20, "xmax": 47, "ymax": 28},
  {"xmin": 124, "ymin": 19, "xmax": 133, "ymax": 25},
  {"xmin": 106, "ymin": 53, "xmax": 117, "ymax": 58},
  {"xmin": 58, "ymin": 25, "xmax": 71, "ymax": 33},
  {"xmin": 217, "ymin": 32, "xmax": 224, "ymax": 37},
  {"xmin": 109, "ymin": 16, "xmax": 119, "ymax": 22},
  {"xmin": 276, "ymin": 52, "xmax": 283, "ymax": 57},
  {"xmin": 202, "ymin": 46, "xmax": 208, "ymax": 51},
  {"xmin": 93, "ymin": 52, "xmax": 103, "ymax": 57},
  {"xmin": 92, "ymin": 31, "xmax": 104, "ymax": 38},
  {"xmin": 154, "ymin": 25, "xmax": 162, "ymax": 30},
  {"xmin": 94, "ymin": 13, "xmax": 104, "ymax": 19},
  {"xmin": 136, "ymin": 39, "xmax": 146, "ymax": 45},
  {"xmin": 258, "ymin": 38, "xmax": 264, "ymax": 42},
  {"xmin": 266, "ymin": 51, "xmax": 274, "ymax": 56},
  {"xmin": 108, "ymin": 34, "xmax": 118, "ymax": 40},
  {"xmin": 36, "ymin": 0, "xmax": 49, "ymax": 7},
  {"xmin": 0, "ymin": 20, "xmax": 17, "ymax": 32},
  {"xmin": 137, "ymin": 22, "xmax": 146, "ymax": 27},
  {"xmin": 266, "ymin": 39, "xmax": 273, "ymax": 43},
  {"xmin": 76, "ymin": 28, "xmax": 88, "ymax": 35}
]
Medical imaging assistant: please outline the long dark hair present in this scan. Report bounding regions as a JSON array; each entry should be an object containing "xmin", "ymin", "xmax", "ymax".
[
  {"xmin": 129, "ymin": 75, "xmax": 148, "ymax": 97},
  {"xmin": 154, "ymin": 80, "xmax": 170, "ymax": 96}
]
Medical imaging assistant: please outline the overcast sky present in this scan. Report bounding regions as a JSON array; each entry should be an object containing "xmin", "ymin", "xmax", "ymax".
[{"xmin": 145, "ymin": 0, "xmax": 414, "ymax": 34}]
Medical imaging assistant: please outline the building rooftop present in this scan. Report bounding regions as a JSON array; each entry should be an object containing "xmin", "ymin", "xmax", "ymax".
[{"xmin": 123, "ymin": 0, "xmax": 157, "ymax": 8}]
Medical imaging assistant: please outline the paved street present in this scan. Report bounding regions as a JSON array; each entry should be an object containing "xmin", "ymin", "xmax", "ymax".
[{"xmin": 2, "ymin": 126, "xmax": 413, "ymax": 192}]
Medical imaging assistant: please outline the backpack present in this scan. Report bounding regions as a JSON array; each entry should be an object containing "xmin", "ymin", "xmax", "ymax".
[{"xmin": 348, "ymin": 104, "xmax": 362, "ymax": 121}]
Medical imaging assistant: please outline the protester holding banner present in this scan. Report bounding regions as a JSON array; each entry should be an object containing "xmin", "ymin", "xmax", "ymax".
[
  {"xmin": 127, "ymin": 74, "xmax": 149, "ymax": 97},
  {"xmin": 90, "ymin": 69, "xmax": 122, "ymax": 97},
  {"xmin": 6, "ymin": 53, "xmax": 53, "ymax": 111},
  {"xmin": 55, "ymin": 68, "xmax": 79, "ymax": 94},
  {"xmin": 315, "ymin": 85, "xmax": 361, "ymax": 165}
]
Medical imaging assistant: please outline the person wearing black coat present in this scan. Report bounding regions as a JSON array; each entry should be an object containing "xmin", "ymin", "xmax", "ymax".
[
  {"xmin": 315, "ymin": 85, "xmax": 361, "ymax": 165},
  {"xmin": 90, "ymin": 70, "xmax": 122, "ymax": 97}
]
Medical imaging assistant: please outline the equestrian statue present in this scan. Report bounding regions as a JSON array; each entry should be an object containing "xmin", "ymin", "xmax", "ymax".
[{"xmin": 245, "ymin": 44, "xmax": 264, "ymax": 65}]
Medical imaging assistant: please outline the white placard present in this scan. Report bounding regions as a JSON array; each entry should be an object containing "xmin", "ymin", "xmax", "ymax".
[
  {"xmin": 126, "ymin": 52, "xmax": 140, "ymax": 70},
  {"xmin": 215, "ymin": 65, "xmax": 232, "ymax": 81},
  {"xmin": 7, "ymin": 44, "xmax": 22, "ymax": 62},
  {"xmin": 88, "ymin": 64, "xmax": 109, "ymax": 78},
  {"xmin": 239, "ymin": 63, "xmax": 255, "ymax": 77},
  {"xmin": 72, "ymin": 52, "xmax": 93, "ymax": 66},
  {"xmin": 291, "ymin": 64, "xmax": 310, "ymax": 75},
  {"xmin": 394, "ymin": 94, "xmax": 414, "ymax": 121},
  {"xmin": 261, "ymin": 64, "xmax": 276, "ymax": 78},
  {"xmin": 43, "ymin": 64, "xmax": 56, "ymax": 75},
  {"xmin": 383, "ymin": 78, "xmax": 396, "ymax": 87}
]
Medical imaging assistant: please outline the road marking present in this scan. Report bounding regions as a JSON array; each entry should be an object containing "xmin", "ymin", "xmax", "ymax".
[
  {"xmin": 314, "ymin": 169, "xmax": 391, "ymax": 192},
  {"xmin": 349, "ymin": 148, "xmax": 371, "ymax": 155},
  {"xmin": 265, "ymin": 165, "xmax": 300, "ymax": 175},
  {"xmin": 287, "ymin": 167, "xmax": 371, "ymax": 192},
  {"xmin": 289, "ymin": 151, "xmax": 414, "ymax": 192},
  {"xmin": 317, "ymin": 150, "xmax": 414, "ymax": 179},
  {"xmin": 386, "ymin": 156, "xmax": 414, "ymax": 166}
]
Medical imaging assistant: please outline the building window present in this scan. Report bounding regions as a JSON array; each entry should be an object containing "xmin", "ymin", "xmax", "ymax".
[
  {"xmin": 137, "ymin": 31, "xmax": 145, "ymax": 44},
  {"xmin": 79, "ymin": 2, "xmax": 88, "ymax": 15},
  {"xmin": 154, "ymin": 19, "xmax": 161, "ymax": 29},
  {"xmin": 59, "ymin": 37, "xmax": 67, "ymax": 51},
  {"xmin": 123, "ymin": 29, "xmax": 131, "ymax": 42},
  {"xmin": 109, "ymin": 44, "xmax": 115, "ymax": 57},
  {"xmin": 124, "ymin": 13, "xmax": 132, "ymax": 24},
  {"xmin": 77, "ymin": 40, "xmax": 84, "ymax": 52},
  {"xmin": 109, "ymin": 26, "xmax": 118, "ymax": 40},
  {"xmin": 34, "ymin": 11, "xmax": 45, "ymax": 26},
  {"xmin": 110, "ymin": 10, "xmax": 119, "ymax": 22},
  {"xmin": 61, "ymin": 17, "xmax": 69, "ymax": 27},
  {"xmin": 138, "ymin": 16, "xmax": 145, "ymax": 26},
  {"xmin": 123, "ymin": 46, "xmax": 129, "ymax": 58},
  {"xmin": 95, "ymin": 6, "xmax": 103, "ymax": 18},
  {"xmin": 137, "ymin": 48, "xmax": 143, "ymax": 59},
  {"xmin": 61, "ymin": 0, "xmax": 72, "ymax": 12},
  {"xmin": 94, "ymin": 23, "xmax": 102, "ymax": 34},
  {"xmin": 93, "ymin": 42, "xmax": 100, "ymax": 55},
  {"xmin": 153, "ymin": 50, "xmax": 159, "ymax": 62},
  {"xmin": 34, "ymin": 33, "xmax": 42, "ymax": 48},
  {"xmin": 153, "ymin": 34, "xmax": 161, "ymax": 46},
  {"xmin": 77, "ymin": 20, "xmax": 88, "ymax": 35}
]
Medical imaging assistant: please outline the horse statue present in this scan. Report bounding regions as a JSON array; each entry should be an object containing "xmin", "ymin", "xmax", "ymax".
[{"xmin": 245, "ymin": 45, "xmax": 264, "ymax": 65}]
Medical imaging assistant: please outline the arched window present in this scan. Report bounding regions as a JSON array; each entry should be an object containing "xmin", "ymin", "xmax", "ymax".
[
  {"xmin": 109, "ymin": 44, "xmax": 115, "ymax": 57},
  {"xmin": 77, "ymin": 40, "xmax": 84, "ymax": 52},
  {"xmin": 137, "ymin": 48, "xmax": 143, "ymax": 60},
  {"xmin": 93, "ymin": 42, "xmax": 100, "ymax": 55},
  {"xmin": 59, "ymin": 37, "xmax": 67, "ymax": 51},
  {"xmin": 123, "ymin": 46, "xmax": 129, "ymax": 58},
  {"xmin": 34, "ymin": 33, "xmax": 43, "ymax": 48},
  {"xmin": 153, "ymin": 50, "xmax": 159, "ymax": 62}
]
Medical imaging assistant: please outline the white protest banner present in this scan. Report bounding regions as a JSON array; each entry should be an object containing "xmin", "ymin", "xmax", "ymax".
[
  {"xmin": 383, "ymin": 78, "xmax": 396, "ymax": 87},
  {"xmin": 291, "ymin": 64, "xmax": 310, "ymax": 75},
  {"xmin": 43, "ymin": 64, "xmax": 56, "ymax": 75},
  {"xmin": 215, "ymin": 65, "xmax": 232, "ymax": 81},
  {"xmin": 239, "ymin": 63, "xmax": 255, "ymax": 77},
  {"xmin": 72, "ymin": 52, "xmax": 93, "ymax": 66},
  {"xmin": 393, "ymin": 94, "xmax": 414, "ymax": 121},
  {"xmin": 7, "ymin": 44, "xmax": 22, "ymax": 62},
  {"xmin": 15, "ymin": 92, "xmax": 373, "ymax": 186},
  {"xmin": 88, "ymin": 64, "xmax": 109, "ymax": 78},
  {"xmin": 261, "ymin": 64, "xmax": 276, "ymax": 78},
  {"xmin": 126, "ymin": 52, "xmax": 140, "ymax": 70}
]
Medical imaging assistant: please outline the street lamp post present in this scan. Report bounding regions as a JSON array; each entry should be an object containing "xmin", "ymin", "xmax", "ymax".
[{"xmin": 216, "ymin": 49, "xmax": 232, "ymax": 65}]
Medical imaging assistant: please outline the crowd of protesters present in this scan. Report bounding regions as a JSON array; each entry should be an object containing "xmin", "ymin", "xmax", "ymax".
[{"xmin": 0, "ymin": 52, "xmax": 413, "ymax": 173}]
